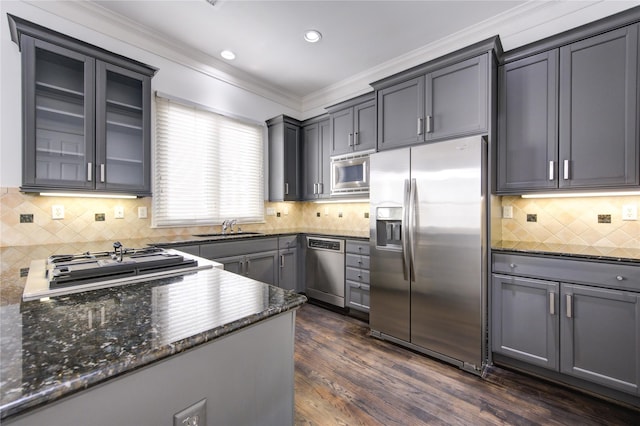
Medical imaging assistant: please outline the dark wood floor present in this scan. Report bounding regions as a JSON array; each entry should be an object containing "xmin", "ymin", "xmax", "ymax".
[{"xmin": 294, "ymin": 303, "xmax": 640, "ymax": 425}]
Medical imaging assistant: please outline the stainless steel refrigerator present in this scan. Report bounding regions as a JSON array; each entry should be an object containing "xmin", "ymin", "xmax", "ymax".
[{"xmin": 369, "ymin": 135, "xmax": 487, "ymax": 374}]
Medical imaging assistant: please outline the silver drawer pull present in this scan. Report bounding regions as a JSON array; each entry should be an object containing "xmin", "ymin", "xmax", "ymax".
[
  {"xmin": 549, "ymin": 292, "xmax": 555, "ymax": 315},
  {"xmin": 548, "ymin": 161, "xmax": 554, "ymax": 181},
  {"xmin": 563, "ymin": 160, "xmax": 570, "ymax": 180},
  {"xmin": 566, "ymin": 294, "xmax": 572, "ymax": 318},
  {"xmin": 616, "ymin": 275, "xmax": 624, "ymax": 281},
  {"xmin": 509, "ymin": 263, "xmax": 516, "ymax": 268},
  {"xmin": 87, "ymin": 162, "xmax": 93, "ymax": 182}
]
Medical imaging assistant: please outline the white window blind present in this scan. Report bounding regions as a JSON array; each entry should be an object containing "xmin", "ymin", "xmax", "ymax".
[{"xmin": 154, "ymin": 95, "xmax": 264, "ymax": 227}]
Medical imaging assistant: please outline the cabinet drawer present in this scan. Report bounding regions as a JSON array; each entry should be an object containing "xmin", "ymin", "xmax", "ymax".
[
  {"xmin": 346, "ymin": 240, "xmax": 370, "ymax": 255},
  {"xmin": 278, "ymin": 235, "xmax": 298, "ymax": 250},
  {"xmin": 346, "ymin": 267, "xmax": 369, "ymax": 284},
  {"xmin": 493, "ymin": 252, "xmax": 640, "ymax": 292},
  {"xmin": 346, "ymin": 280, "xmax": 370, "ymax": 312},
  {"xmin": 346, "ymin": 254, "xmax": 370, "ymax": 269}
]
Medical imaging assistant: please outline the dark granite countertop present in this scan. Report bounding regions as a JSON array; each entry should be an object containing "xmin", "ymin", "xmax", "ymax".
[
  {"xmin": 0, "ymin": 267, "xmax": 306, "ymax": 421},
  {"xmin": 492, "ymin": 241, "xmax": 640, "ymax": 264}
]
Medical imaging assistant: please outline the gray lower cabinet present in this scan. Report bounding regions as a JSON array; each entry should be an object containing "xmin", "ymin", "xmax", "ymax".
[
  {"xmin": 560, "ymin": 283, "xmax": 640, "ymax": 395},
  {"xmin": 492, "ymin": 252, "xmax": 640, "ymax": 399},
  {"xmin": 345, "ymin": 239, "xmax": 370, "ymax": 313},
  {"xmin": 327, "ymin": 93, "xmax": 376, "ymax": 156},
  {"xmin": 214, "ymin": 251, "xmax": 278, "ymax": 285},
  {"xmin": 278, "ymin": 235, "xmax": 300, "ymax": 292},
  {"xmin": 301, "ymin": 117, "xmax": 330, "ymax": 200},
  {"xmin": 492, "ymin": 274, "xmax": 559, "ymax": 370},
  {"xmin": 10, "ymin": 15, "xmax": 155, "ymax": 195},
  {"xmin": 200, "ymin": 238, "xmax": 279, "ymax": 285},
  {"xmin": 267, "ymin": 115, "xmax": 301, "ymax": 201},
  {"xmin": 376, "ymin": 54, "xmax": 489, "ymax": 151},
  {"xmin": 497, "ymin": 22, "xmax": 639, "ymax": 193}
]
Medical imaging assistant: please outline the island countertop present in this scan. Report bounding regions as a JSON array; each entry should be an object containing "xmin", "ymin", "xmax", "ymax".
[{"xmin": 0, "ymin": 267, "xmax": 306, "ymax": 421}]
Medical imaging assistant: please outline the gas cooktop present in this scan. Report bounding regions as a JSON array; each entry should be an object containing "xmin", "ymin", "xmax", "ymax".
[{"xmin": 23, "ymin": 242, "xmax": 219, "ymax": 301}]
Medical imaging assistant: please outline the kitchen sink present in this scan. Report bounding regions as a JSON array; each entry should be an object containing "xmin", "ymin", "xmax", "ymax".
[{"xmin": 192, "ymin": 232, "xmax": 263, "ymax": 238}]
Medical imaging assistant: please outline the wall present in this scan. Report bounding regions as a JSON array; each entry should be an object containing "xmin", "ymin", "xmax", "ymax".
[{"xmin": 500, "ymin": 195, "xmax": 640, "ymax": 249}]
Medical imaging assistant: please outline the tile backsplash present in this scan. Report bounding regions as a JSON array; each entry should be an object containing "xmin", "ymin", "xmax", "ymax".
[
  {"xmin": 499, "ymin": 195, "xmax": 640, "ymax": 249},
  {"xmin": 0, "ymin": 187, "xmax": 370, "ymax": 247}
]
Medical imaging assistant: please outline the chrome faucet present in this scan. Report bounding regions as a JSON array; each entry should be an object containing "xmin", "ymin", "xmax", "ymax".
[
  {"xmin": 229, "ymin": 219, "xmax": 237, "ymax": 233},
  {"xmin": 221, "ymin": 219, "xmax": 238, "ymax": 234}
]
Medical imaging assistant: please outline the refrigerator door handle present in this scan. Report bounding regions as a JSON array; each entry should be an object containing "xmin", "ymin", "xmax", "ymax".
[
  {"xmin": 409, "ymin": 178, "xmax": 417, "ymax": 281},
  {"xmin": 402, "ymin": 179, "xmax": 410, "ymax": 281}
]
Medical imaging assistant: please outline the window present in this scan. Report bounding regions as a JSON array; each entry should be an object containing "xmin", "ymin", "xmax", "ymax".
[{"xmin": 154, "ymin": 95, "xmax": 264, "ymax": 227}]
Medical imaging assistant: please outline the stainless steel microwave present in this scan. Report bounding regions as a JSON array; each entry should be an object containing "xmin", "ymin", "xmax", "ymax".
[{"xmin": 330, "ymin": 150, "xmax": 374, "ymax": 196}]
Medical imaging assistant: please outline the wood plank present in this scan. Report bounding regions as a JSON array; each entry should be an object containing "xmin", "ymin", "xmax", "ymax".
[{"xmin": 294, "ymin": 303, "xmax": 640, "ymax": 425}]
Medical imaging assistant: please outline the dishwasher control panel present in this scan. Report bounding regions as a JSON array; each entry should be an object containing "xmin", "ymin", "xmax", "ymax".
[{"xmin": 307, "ymin": 237, "xmax": 344, "ymax": 252}]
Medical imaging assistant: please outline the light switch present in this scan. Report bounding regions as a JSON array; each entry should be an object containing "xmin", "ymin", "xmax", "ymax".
[
  {"xmin": 502, "ymin": 206, "xmax": 513, "ymax": 219},
  {"xmin": 114, "ymin": 206, "xmax": 124, "ymax": 219},
  {"xmin": 137, "ymin": 206, "xmax": 148, "ymax": 219},
  {"xmin": 52, "ymin": 205, "xmax": 64, "ymax": 220},
  {"xmin": 622, "ymin": 204, "xmax": 637, "ymax": 221}
]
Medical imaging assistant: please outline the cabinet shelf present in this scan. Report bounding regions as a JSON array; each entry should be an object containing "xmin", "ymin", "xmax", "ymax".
[
  {"xmin": 107, "ymin": 156, "xmax": 142, "ymax": 164},
  {"xmin": 106, "ymin": 99, "xmax": 143, "ymax": 113},
  {"xmin": 36, "ymin": 147, "xmax": 84, "ymax": 157},
  {"xmin": 106, "ymin": 120, "xmax": 143, "ymax": 131},
  {"xmin": 36, "ymin": 81, "xmax": 84, "ymax": 98},
  {"xmin": 36, "ymin": 105, "xmax": 84, "ymax": 120}
]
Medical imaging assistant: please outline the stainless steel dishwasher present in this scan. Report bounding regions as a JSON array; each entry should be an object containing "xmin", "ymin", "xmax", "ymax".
[{"xmin": 305, "ymin": 236, "xmax": 345, "ymax": 307}]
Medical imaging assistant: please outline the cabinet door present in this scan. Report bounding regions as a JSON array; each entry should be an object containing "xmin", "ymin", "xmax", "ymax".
[
  {"xmin": 330, "ymin": 107, "xmax": 354, "ymax": 156},
  {"xmin": 283, "ymin": 123, "xmax": 300, "ymax": 201},
  {"xmin": 561, "ymin": 284, "xmax": 640, "ymax": 395},
  {"xmin": 492, "ymin": 274, "xmax": 559, "ymax": 370},
  {"xmin": 216, "ymin": 255, "xmax": 245, "ymax": 275},
  {"xmin": 318, "ymin": 119, "xmax": 331, "ymax": 199},
  {"xmin": 377, "ymin": 77, "xmax": 425, "ymax": 150},
  {"xmin": 278, "ymin": 249, "xmax": 298, "ymax": 291},
  {"xmin": 246, "ymin": 251, "xmax": 278, "ymax": 285},
  {"xmin": 559, "ymin": 24, "xmax": 639, "ymax": 189},
  {"xmin": 425, "ymin": 54, "xmax": 488, "ymax": 141},
  {"xmin": 353, "ymin": 99, "xmax": 376, "ymax": 152},
  {"xmin": 96, "ymin": 61, "xmax": 151, "ymax": 194},
  {"xmin": 497, "ymin": 50, "xmax": 559, "ymax": 192},
  {"xmin": 302, "ymin": 123, "xmax": 320, "ymax": 200},
  {"xmin": 21, "ymin": 36, "xmax": 96, "ymax": 190},
  {"xmin": 346, "ymin": 281, "xmax": 370, "ymax": 312}
]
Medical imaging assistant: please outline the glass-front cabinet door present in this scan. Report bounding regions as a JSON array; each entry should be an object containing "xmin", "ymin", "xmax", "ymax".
[
  {"xmin": 96, "ymin": 62, "xmax": 151, "ymax": 193},
  {"xmin": 22, "ymin": 36, "xmax": 96, "ymax": 190}
]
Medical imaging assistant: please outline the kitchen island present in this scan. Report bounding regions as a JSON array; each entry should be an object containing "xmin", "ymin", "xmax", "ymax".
[{"xmin": 0, "ymin": 262, "xmax": 306, "ymax": 425}]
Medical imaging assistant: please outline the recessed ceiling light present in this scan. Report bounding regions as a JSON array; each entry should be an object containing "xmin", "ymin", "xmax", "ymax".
[
  {"xmin": 221, "ymin": 50, "xmax": 236, "ymax": 60},
  {"xmin": 304, "ymin": 30, "xmax": 322, "ymax": 43}
]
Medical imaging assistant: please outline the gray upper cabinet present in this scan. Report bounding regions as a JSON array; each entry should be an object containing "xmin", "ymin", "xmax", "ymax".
[
  {"xmin": 301, "ymin": 117, "xmax": 330, "ymax": 200},
  {"xmin": 377, "ymin": 77, "xmax": 425, "ymax": 150},
  {"xmin": 560, "ymin": 283, "xmax": 640, "ymax": 395},
  {"xmin": 267, "ymin": 115, "xmax": 301, "ymax": 201},
  {"xmin": 376, "ymin": 53, "xmax": 490, "ymax": 151},
  {"xmin": 497, "ymin": 21, "xmax": 639, "ymax": 193},
  {"xmin": 425, "ymin": 54, "xmax": 488, "ymax": 141},
  {"xmin": 10, "ymin": 15, "xmax": 155, "ymax": 195},
  {"xmin": 559, "ymin": 24, "xmax": 639, "ymax": 189},
  {"xmin": 328, "ymin": 93, "xmax": 376, "ymax": 156},
  {"xmin": 497, "ymin": 50, "xmax": 559, "ymax": 192}
]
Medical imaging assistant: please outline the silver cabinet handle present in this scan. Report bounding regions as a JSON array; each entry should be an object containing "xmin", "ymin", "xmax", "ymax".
[
  {"xmin": 426, "ymin": 115, "xmax": 433, "ymax": 133},
  {"xmin": 246, "ymin": 259, "xmax": 250, "ymax": 274},
  {"xmin": 313, "ymin": 183, "xmax": 318, "ymax": 194},
  {"xmin": 509, "ymin": 263, "xmax": 516, "ymax": 269},
  {"xmin": 563, "ymin": 160, "xmax": 570, "ymax": 180},
  {"xmin": 285, "ymin": 183, "xmax": 289, "ymax": 195},
  {"xmin": 318, "ymin": 183, "xmax": 323, "ymax": 194},
  {"xmin": 549, "ymin": 292, "xmax": 555, "ymax": 315},
  {"xmin": 100, "ymin": 164, "xmax": 105, "ymax": 183},
  {"xmin": 566, "ymin": 294, "xmax": 572, "ymax": 318},
  {"xmin": 280, "ymin": 255, "xmax": 285, "ymax": 268},
  {"xmin": 348, "ymin": 133, "xmax": 353, "ymax": 147},
  {"xmin": 87, "ymin": 162, "xmax": 93, "ymax": 182},
  {"xmin": 549, "ymin": 161, "xmax": 554, "ymax": 181},
  {"xmin": 417, "ymin": 118, "xmax": 423, "ymax": 135},
  {"xmin": 354, "ymin": 131, "xmax": 359, "ymax": 145},
  {"xmin": 616, "ymin": 275, "xmax": 624, "ymax": 281}
]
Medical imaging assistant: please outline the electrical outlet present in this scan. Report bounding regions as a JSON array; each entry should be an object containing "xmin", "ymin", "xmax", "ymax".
[
  {"xmin": 622, "ymin": 204, "xmax": 638, "ymax": 221},
  {"xmin": 266, "ymin": 207, "xmax": 276, "ymax": 216},
  {"xmin": 338, "ymin": 212, "xmax": 343, "ymax": 218},
  {"xmin": 526, "ymin": 214, "xmax": 537, "ymax": 223},
  {"xmin": 95, "ymin": 213, "xmax": 105, "ymax": 222},
  {"xmin": 52, "ymin": 205, "xmax": 64, "ymax": 220},
  {"xmin": 283, "ymin": 206, "xmax": 289, "ymax": 215},
  {"xmin": 114, "ymin": 206, "xmax": 124, "ymax": 219},
  {"xmin": 502, "ymin": 206, "xmax": 513, "ymax": 219},
  {"xmin": 364, "ymin": 212, "xmax": 369, "ymax": 219},
  {"xmin": 324, "ymin": 207, "xmax": 329, "ymax": 216},
  {"xmin": 137, "ymin": 206, "xmax": 148, "ymax": 219},
  {"xmin": 598, "ymin": 214, "xmax": 612, "ymax": 224},
  {"xmin": 174, "ymin": 399, "xmax": 206, "ymax": 426}
]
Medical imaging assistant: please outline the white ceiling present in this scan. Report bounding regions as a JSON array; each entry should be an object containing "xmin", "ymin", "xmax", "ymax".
[
  {"xmin": 91, "ymin": 0, "xmax": 526, "ymax": 98},
  {"xmin": 28, "ymin": 0, "xmax": 640, "ymax": 115}
]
